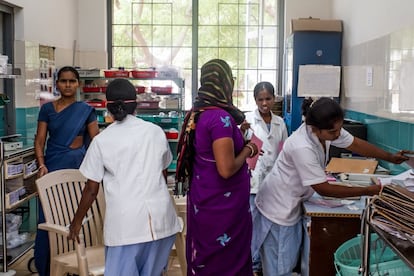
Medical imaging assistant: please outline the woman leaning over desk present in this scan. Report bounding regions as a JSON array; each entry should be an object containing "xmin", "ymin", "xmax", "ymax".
[
  {"xmin": 176, "ymin": 59, "xmax": 259, "ymax": 275},
  {"xmin": 254, "ymin": 97, "xmax": 409, "ymax": 276},
  {"xmin": 34, "ymin": 66, "xmax": 99, "ymax": 276}
]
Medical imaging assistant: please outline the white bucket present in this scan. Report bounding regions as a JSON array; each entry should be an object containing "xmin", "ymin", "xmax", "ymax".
[{"xmin": 0, "ymin": 55, "xmax": 9, "ymax": 74}]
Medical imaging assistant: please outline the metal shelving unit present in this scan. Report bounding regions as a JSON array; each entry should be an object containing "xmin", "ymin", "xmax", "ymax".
[
  {"xmin": 361, "ymin": 197, "xmax": 414, "ymax": 275},
  {"xmin": 79, "ymin": 73, "xmax": 185, "ymax": 172},
  {"xmin": 0, "ymin": 140, "xmax": 38, "ymax": 275}
]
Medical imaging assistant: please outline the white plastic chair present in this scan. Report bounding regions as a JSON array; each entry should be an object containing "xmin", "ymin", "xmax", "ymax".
[{"xmin": 36, "ymin": 169, "xmax": 105, "ymax": 276}]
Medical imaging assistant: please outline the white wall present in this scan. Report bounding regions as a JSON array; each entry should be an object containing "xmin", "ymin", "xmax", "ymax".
[
  {"xmin": 7, "ymin": 0, "xmax": 77, "ymax": 49},
  {"xmin": 77, "ymin": 0, "xmax": 106, "ymax": 52},
  {"xmin": 5, "ymin": 0, "xmax": 106, "ymax": 52},
  {"xmin": 286, "ymin": 0, "xmax": 414, "ymax": 48},
  {"xmin": 285, "ymin": 0, "xmax": 333, "ymax": 36},
  {"xmin": 331, "ymin": 0, "xmax": 414, "ymax": 121},
  {"xmin": 4, "ymin": 0, "xmax": 107, "ymax": 109},
  {"xmin": 75, "ymin": 0, "xmax": 107, "ymax": 68},
  {"xmin": 332, "ymin": 0, "xmax": 414, "ymax": 48}
]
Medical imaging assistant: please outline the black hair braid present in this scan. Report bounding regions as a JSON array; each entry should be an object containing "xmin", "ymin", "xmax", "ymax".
[
  {"xmin": 301, "ymin": 97, "xmax": 314, "ymax": 118},
  {"xmin": 107, "ymin": 100, "xmax": 129, "ymax": 121}
]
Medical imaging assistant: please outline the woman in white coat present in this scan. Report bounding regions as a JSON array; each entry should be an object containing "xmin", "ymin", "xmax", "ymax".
[
  {"xmin": 254, "ymin": 97, "xmax": 409, "ymax": 276},
  {"xmin": 68, "ymin": 79, "xmax": 181, "ymax": 276},
  {"xmin": 240, "ymin": 81, "xmax": 288, "ymax": 276}
]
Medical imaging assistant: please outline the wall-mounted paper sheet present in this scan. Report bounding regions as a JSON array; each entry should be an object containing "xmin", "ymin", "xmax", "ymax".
[{"xmin": 297, "ymin": 65, "xmax": 341, "ymax": 97}]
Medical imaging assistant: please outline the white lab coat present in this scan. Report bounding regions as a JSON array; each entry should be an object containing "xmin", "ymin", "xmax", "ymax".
[
  {"xmin": 80, "ymin": 115, "xmax": 181, "ymax": 246},
  {"xmin": 244, "ymin": 109, "xmax": 288, "ymax": 194},
  {"xmin": 256, "ymin": 123, "xmax": 354, "ymax": 226}
]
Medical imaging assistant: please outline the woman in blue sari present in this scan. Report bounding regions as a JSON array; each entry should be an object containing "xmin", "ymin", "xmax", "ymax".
[{"xmin": 34, "ymin": 66, "xmax": 99, "ymax": 276}]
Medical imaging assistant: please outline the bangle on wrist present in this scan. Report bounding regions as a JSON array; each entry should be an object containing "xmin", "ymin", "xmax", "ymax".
[
  {"xmin": 38, "ymin": 164, "xmax": 45, "ymax": 169},
  {"xmin": 245, "ymin": 144, "xmax": 255, "ymax": 158}
]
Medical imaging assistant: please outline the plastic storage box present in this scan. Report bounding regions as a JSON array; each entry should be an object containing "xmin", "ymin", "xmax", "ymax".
[
  {"xmin": 137, "ymin": 101, "xmax": 159, "ymax": 109},
  {"xmin": 104, "ymin": 70, "xmax": 130, "ymax": 78},
  {"xmin": 82, "ymin": 86, "xmax": 106, "ymax": 93},
  {"xmin": 131, "ymin": 70, "xmax": 157, "ymax": 78},
  {"xmin": 86, "ymin": 100, "xmax": 106, "ymax": 108},
  {"xmin": 151, "ymin": 86, "xmax": 172, "ymax": 95},
  {"xmin": 136, "ymin": 86, "xmax": 146, "ymax": 94}
]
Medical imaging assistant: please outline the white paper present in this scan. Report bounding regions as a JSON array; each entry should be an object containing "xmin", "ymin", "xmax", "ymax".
[
  {"xmin": 297, "ymin": 65, "xmax": 341, "ymax": 97},
  {"xmin": 378, "ymin": 169, "xmax": 414, "ymax": 187},
  {"xmin": 405, "ymin": 155, "xmax": 414, "ymax": 168}
]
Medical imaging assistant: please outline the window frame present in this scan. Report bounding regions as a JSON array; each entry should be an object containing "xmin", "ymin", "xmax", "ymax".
[{"xmin": 107, "ymin": 0, "xmax": 285, "ymax": 111}]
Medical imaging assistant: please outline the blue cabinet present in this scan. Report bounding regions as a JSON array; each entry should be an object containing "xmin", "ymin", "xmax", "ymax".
[{"xmin": 282, "ymin": 31, "xmax": 342, "ymax": 134}]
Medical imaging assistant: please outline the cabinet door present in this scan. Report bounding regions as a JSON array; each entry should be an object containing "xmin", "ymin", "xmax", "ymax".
[
  {"xmin": 308, "ymin": 216, "xmax": 360, "ymax": 276},
  {"xmin": 293, "ymin": 32, "xmax": 342, "ymax": 66}
]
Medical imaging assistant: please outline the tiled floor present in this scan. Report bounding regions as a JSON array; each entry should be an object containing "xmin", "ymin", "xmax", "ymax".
[
  {"xmin": 8, "ymin": 249, "xmax": 184, "ymax": 276},
  {"xmin": 8, "ymin": 250, "xmax": 301, "ymax": 276}
]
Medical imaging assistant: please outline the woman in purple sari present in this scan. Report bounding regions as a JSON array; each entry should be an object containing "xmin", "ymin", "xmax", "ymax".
[
  {"xmin": 33, "ymin": 66, "xmax": 99, "ymax": 276},
  {"xmin": 176, "ymin": 59, "xmax": 259, "ymax": 275}
]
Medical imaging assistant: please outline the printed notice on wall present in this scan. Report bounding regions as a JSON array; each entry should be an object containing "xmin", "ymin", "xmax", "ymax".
[{"xmin": 297, "ymin": 65, "xmax": 341, "ymax": 97}]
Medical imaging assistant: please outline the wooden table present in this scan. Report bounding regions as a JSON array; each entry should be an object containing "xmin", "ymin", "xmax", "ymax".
[{"xmin": 303, "ymin": 196, "xmax": 365, "ymax": 276}]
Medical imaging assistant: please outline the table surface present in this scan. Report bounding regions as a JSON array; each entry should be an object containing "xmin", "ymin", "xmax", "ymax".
[
  {"xmin": 174, "ymin": 194, "xmax": 365, "ymax": 217},
  {"xmin": 304, "ymin": 194, "xmax": 366, "ymax": 217}
]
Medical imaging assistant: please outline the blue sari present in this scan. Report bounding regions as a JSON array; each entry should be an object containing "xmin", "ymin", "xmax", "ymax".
[
  {"xmin": 42, "ymin": 101, "xmax": 95, "ymax": 171},
  {"xmin": 35, "ymin": 101, "xmax": 96, "ymax": 276}
]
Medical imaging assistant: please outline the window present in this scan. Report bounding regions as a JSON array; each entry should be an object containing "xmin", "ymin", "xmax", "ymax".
[{"xmin": 109, "ymin": 0, "xmax": 284, "ymax": 111}]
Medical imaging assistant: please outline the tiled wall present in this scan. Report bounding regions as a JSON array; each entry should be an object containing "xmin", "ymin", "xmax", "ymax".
[
  {"xmin": 345, "ymin": 110, "xmax": 412, "ymax": 175},
  {"xmin": 341, "ymin": 25, "xmax": 414, "ymax": 174},
  {"xmin": 14, "ymin": 40, "xmax": 41, "ymax": 145},
  {"xmin": 16, "ymin": 106, "xmax": 39, "ymax": 145}
]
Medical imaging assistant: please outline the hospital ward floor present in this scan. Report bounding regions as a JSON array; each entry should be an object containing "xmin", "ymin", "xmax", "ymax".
[
  {"xmin": 9, "ymin": 249, "xmax": 302, "ymax": 275},
  {"xmin": 9, "ymin": 249, "xmax": 183, "ymax": 276}
]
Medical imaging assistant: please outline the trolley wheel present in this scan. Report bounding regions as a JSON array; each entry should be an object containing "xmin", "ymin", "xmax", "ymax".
[{"xmin": 27, "ymin": 256, "xmax": 37, "ymax": 273}]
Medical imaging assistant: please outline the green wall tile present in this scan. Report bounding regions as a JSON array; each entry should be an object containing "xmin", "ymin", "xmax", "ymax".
[{"xmin": 345, "ymin": 110, "xmax": 409, "ymax": 174}]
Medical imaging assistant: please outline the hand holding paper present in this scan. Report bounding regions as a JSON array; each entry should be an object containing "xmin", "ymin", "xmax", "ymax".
[
  {"xmin": 404, "ymin": 153, "xmax": 414, "ymax": 169},
  {"xmin": 246, "ymin": 133, "xmax": 263, "ymax": 170}
]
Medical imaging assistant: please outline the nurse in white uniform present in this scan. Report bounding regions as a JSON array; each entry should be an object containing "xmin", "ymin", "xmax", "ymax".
[
  {"xmin": 254, "ymin": 97, "xmax": 409, "ymax": 276},
  {"xmin": 68, "ymin": 79, "xmax": 181, "ymax": 276},
  {"xmin": 241, "ymin": 81, "xmax": 288, "ymax": 275}
]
